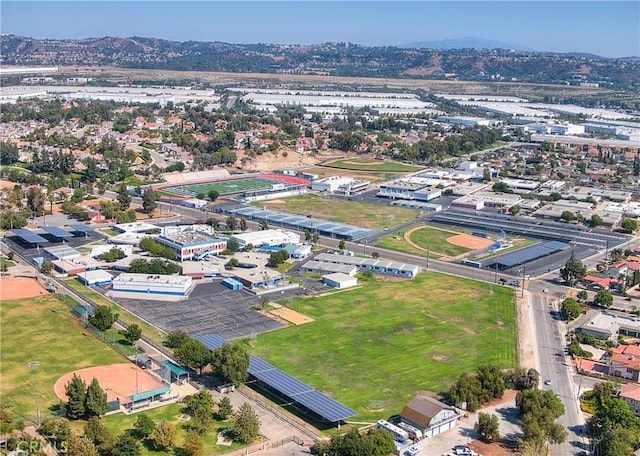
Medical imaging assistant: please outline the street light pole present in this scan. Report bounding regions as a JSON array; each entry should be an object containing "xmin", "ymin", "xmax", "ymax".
[{"xmin": 27, "ymin": 361, "xmax": 40, "ymax": 427}]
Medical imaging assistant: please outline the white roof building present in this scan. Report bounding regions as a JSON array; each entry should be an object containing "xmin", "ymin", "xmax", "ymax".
[{"xmin": 231, "ymin": 229, "xmax": 300, "ymax": 247}]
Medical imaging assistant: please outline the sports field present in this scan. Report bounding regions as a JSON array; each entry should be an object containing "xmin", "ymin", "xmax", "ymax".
[
  {"xmin": 250, "ymin": 272, "xmax": 516, "ymax": 422},
  {"xmin": 162, "ymin": 177, "xmax": 278, "ymax": 197},
  {"xmin": 0, "ymin": 295, "xmax": 125, "ymax": 419},
  {"xmin": 323, "ymin": 158, "xmax": 423, "ymax": 173},
  {"xmin": 254, "ymin": 194, "xmax": 419, "ymax": 229}
]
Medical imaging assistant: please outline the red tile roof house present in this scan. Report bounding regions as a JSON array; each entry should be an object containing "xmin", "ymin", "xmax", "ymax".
[{"xmin": 619, "ymin": 383, "xmax": 640, "ymax": 416}]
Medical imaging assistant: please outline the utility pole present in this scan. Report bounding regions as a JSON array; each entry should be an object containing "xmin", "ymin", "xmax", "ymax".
[
  {"xmin": 426, "ymin": 248, "xmax": 430, "ymax": 270},
  {"xmin": 27, "ymin": 361, "xmax": 40, "ymax": 427}
]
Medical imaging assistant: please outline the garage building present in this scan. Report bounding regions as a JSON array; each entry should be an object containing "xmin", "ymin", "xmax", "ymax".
[
  {"xmin": 400, "ymin": 395, "xmax": 460, "ymax": 439},
  {"xmin": 322, "ymin": 273, "xmax": 358, "ymax": 289}
]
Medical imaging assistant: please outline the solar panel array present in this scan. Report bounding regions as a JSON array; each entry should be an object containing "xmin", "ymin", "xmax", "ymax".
[
  {"xmin": 489, "ymin": 241, "xmax": 571, "ymax": 268},
  {"xmin": 230, "ymin": 207, "xmax": 376, "ymax": 241},
  {"xmin": 196, "ymin": 333, "xmax": 357, "ymax": 422},
  {"xmin": 12, "ymin": 228, "xmax": 49, "ymax": 244},
  {"xmin": 42, "ymin": 226, "xmax": 73, "ymax": 238},
  {"xmin": 69, "ymin": 224, "xmax": 96, "ymax": 234}
]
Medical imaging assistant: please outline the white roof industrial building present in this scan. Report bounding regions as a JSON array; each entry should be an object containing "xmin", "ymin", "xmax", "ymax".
[
  {"xmin": 323, "ymin": 273, "xmax": 358, "ymax": 289},
  {"xmin": 112, "ymin": 273, "xmax": 193, "ymax": 297},
  {"xmin": 77, "ymin": 270, "xmax": 113, "ymax": 286},
  {"xmin": 311, "ymin": 253, "xmax": 420, "ymax": 278},
  {"xmin": 231, "ymin": 229, "xmax": 300, "ymax": 247}
]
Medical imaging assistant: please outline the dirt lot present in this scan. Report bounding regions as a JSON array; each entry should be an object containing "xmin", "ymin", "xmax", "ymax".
[{"xmin": 0, "ymin": 277, "xmax": 48, "ymax": 301}]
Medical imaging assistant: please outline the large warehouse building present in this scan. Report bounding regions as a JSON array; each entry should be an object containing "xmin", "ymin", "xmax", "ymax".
[
  {"xmin": 112, "ymin": 274, "xmax": 193, "ymax": 297},
  {"xmin": 231, "ymin": 229, "xmax": 300, "ymax": 248}
]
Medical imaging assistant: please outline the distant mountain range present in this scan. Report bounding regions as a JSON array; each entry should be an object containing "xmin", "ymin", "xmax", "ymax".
[
  {"xmin": 400, "ymin": 37, "xmax": 535, "ymax": 52},
  {"xmin": 2, "ymin": 35, "xmax": 639, "ymax": 86}
]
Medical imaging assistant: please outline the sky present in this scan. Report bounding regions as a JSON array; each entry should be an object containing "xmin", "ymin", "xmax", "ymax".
[{"xmin": 2, "ymin": 1, "xmax": 639, "ymax": 58}]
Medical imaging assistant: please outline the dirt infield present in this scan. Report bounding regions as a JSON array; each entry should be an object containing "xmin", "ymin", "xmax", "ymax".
[
  {"xmin": 268, "ymin": 306, "xmax": 314, "ymax": 325},
  {"xmin": 54, "ymin": 363, "xmax": 166, "ymax": 405},
  {"xmin": 0, "ymin": 277, "xmax": 48, "ymax": 301},
  {"xmin": 447, "ymin": 234, "xmax": 495, "ymax": 250}
]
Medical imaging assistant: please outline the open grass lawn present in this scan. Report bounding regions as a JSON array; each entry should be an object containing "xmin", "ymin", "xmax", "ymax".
[
  {"xmin": 0, "ymin": 295, "xmax": 125, "ymax": 420},
  {"xmin": 253, "ymin": 194, "xmax": 419, "ymax": 229},
  {"xmin": 63, "ymin": 279, "xmax": 164, "ymax": 346},
  {"xmin": 375, "ymin": 235, "xmax": 444, "ymax": 259},
  {"xmin": 251, "ymin": 272, "xmax": 516, "ymax": 422},
  {"xmin": 102, "ymin": 403, "xmax": 241, "ymax": 456},
  {"xmin": 323, "ymin": 158, "xmax": 423, "ymax": 173},
  {"xmin": 408, "ymin": 226, "xmax": 473, "ymax": 257}
]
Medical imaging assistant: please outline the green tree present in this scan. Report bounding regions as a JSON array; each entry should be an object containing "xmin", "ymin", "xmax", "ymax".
[
  {"xmin": 361, "ymin": 427, "xmax": 395, "ymax": 456},
  {"xmin": 226, "ymin": 215, "xmax": 238, "ymax": 232},
  {"xmin": 182, "ymin": 431, "xmax": 204, "ymax": 456},
  {"xmin": 509, "ymin": 204, "xmax": 521, "ymax": 216},
  {"xmin": 85, "ymin": 378, "xmax": 107, "ymax": 418},
  {"xmin": 151, "ymin": 420, "xmax": 177, "ymax": 451},
  {"xmin": 40, "ymin": 259, "xmax": 54, "ymax": 273},
  {"xmin": 123, "ymin": 324, "xmax": 142, "ymax": 345},
  {"xmin": 174, "ymin": 338, "xmax": 211, "ymax": 375},
  {"xmin": 475, "ymin": 412, "xmax": 500, "ymax": 442},
  {"xmin": 516, "ymin": 389, "xmax": 567, "ymax": 446},
  {"xmin": 338, "ymin": 239, "xmax": 346, "ymax": 250},
  {"xmin": 561, "ymin": 210, "xmax": 575, "ymax": 222},
  {"xmin": 66, "ymin": 434, "xmax": 99, "ymax": 456},
  {"xmin": 133, "ymin": 413, "xmax": 155, "ymax": 439},
  {"xmin": 164, "ymin": 330, "xmax": 190, "ymax": 348},
  {"xmin": 112, "ymin": 432, "xmax": 141, "ymax": 456},
  {"xmin": 621, "ymin": 218, "xmax": 638, "ymax": 234},
  {"xmin": 227, "ymin": 238, "xmax": 240, "ymax": 253},
  {"xmin": 594, "ymin": 289, "xmax": 614, "ymax": 308},
  {"xmin": 560, "ymin": 251, "xmax": 587, "ymax": 286},
  {"xmin": 26, "ymin": 187, "xmax": 45, "ymax": 216},
  {"xmin": 592, "ymin": 214, "xmax": 603, "ymax": 227},
  {"xmin": 239, "ymin": 218, "xmax": 248, "ymax": 231},
  {"xmin": 232, "ymin": 403, "xmax": 260, "ymax": 444},
  {"xmin": 217, "ymin": 396, "xmax": 233, "ymax": 420},
  {"xmin": 0, "ymin": 141, "xmax": 19, "ymax": 165},
  {"xmin": 117, "ymin": 184, "xmax": 131, "ymax": 211},
  {"xmin": 577, "ymin": 290, "xmax": 588, "ymax": 302},
  {"xmin": 184, "ymin": 391, "xmax": 214, "ymax": 435},
  {"xmin": 64, "ymin": 374, "xmax": 86, "ymax": 419},
  {"xmin": 561, "ymin": 297, "xmax": 581, "ymax": 320},
  {"xmin": 89, "ymin": 305, "xmax": 117, "ymax": 331},
  {"xmin": 259, "ymin": 220, "xmax": 269, "ymax": 230},
  {"xmin": 84, "ymin": 416, "xmax": 115, "ymax": 455},
  {"xmin": 210, "ymin": 343, "xmax": 250, "ymax": 386},
  {"xmin": 141, "ymin": 189, "xmax": 157, "ymax": 215},
  {"xmin": 477, "ymin": 364, "xmax": 505, "ymax": 400},
  {"xmin": 449, "ymin": 372, "xmax": 484, "ymax": 411},
  {"xmin": 207, "ymin": 189, "xmax": 219, "ymax": 201}
]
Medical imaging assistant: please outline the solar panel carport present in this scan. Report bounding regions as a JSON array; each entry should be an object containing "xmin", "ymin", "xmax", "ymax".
[
  {"xmin": 195, "ymin": 333, "xmax": 357, "ymax": 422},
  {"xmin": 69, "ymin": 224, "xmax": 96, "ymax": 235},
  {"xmin": 485, "ymin": 241, "xmax": 570, "ymax": 270},
  {"xmin": 41, "ymin": 226, "xmax": 73, "ymax": 238},
  {"xmin": 12, "ymin": 228, "xmax": 49, "ymax": 244},
  {"xmin": 230, "ymin": 207, "xmax": 377, "ymax": 241}
]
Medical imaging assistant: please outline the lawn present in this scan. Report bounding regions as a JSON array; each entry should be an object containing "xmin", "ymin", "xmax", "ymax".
[
  {"xmin": 102, "ymin": 403, "xmax": 242, "ymax": 456},
  {"xmin": 375, "ymin": 235, "xmax": 444, "ymax": 259},
  {"xmin": 250, "ymin": 272, "xmax": 516, "ymax": 422},
  {"xmin": 63, "ymin": 279, "xmax": 165, "ymax": 346},
  {"xmin": 0, "ymin": 295, "xmax": 126, "ymax": 420},
  {"xmin": 323, "ymin": 158, "xmax": 424, "ymax": 173},
  {"xmin": 375, "ymin": 224, "xmax": 473, "ymax": 259},
  {"xmin": 253, "ymin": 194, "xmax": 419, "ymax": 229}
]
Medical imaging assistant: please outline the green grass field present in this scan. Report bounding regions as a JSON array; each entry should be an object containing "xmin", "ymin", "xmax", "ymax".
[
  {"xmin": 102, "ymin": 403, "xmax": 241, "ymax": 456},
  {"xmin": 253, "ymin": 194, "xmax": 419, "ymax": 229},
  {"xmin": 162, "ymin": 177, "xmax": 278, "ymax": 197},
  {"xmin": 0, "ymin": 295, "xmax": 125, "ymax": 420},
  {"xmin": 251, "ymin": 272, "xmax": 516, "ymax": 422},
  {"xmin": 323, "ymin": 158, "xmax": 423, "ymax": 173}
]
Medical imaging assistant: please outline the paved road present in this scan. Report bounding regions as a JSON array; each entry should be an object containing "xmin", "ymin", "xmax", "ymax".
[{"xmin": 532, "ymin": 292, "xmax": 588, "ymax": 455}]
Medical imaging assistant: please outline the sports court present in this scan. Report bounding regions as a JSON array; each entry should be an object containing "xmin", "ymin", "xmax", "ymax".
[{"xmin": 111, "ymin": 280, "xmax": 292, "ymax": 340}]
